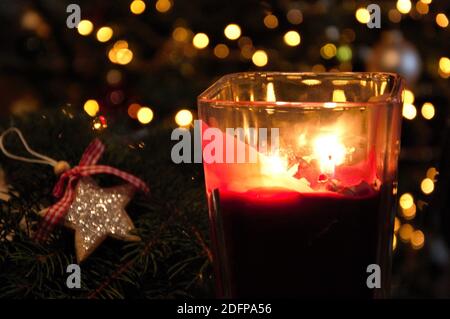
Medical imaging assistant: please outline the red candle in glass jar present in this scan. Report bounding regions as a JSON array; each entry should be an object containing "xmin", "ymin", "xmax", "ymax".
[{"xmin": 198, "ymin": 72, "xmax": 403, "ymax": 298}]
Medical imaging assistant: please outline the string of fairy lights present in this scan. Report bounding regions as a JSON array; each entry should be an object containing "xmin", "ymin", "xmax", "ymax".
[{"xmin": 20, "ymin": 1, "xmax": 448, "ymax": 252}]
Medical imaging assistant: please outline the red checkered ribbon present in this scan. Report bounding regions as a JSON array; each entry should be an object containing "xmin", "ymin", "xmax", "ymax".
[{"xmin": 34, "ymin": 139, "xmax": 149, "ymax": 241}]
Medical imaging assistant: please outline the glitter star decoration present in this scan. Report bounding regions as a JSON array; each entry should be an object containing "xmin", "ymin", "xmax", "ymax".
[{"xmin": 64, "ymin": 177, "xmax": 140, "ymax": 262}]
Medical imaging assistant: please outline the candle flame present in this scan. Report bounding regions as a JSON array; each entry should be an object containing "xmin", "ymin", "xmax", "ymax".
[
  {"xmin": 313, "ymin": 134, "xmax": 346, "ymax": 175},
  {"xmin": 266, "ymin": 82, "xmax": 276, "ymax": 102}
]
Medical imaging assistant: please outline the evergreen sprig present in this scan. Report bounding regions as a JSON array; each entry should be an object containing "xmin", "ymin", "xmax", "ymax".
[{"xmin": 0, "ymin": 108, "xmax": 212, "ymax": 299}]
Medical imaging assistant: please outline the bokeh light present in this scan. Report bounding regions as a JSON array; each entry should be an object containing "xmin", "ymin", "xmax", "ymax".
[
  {"xmin": 436, "ymin": 13, "xmax": 449, "ymax": 28},
  {"xmin": 96, "ymin": 26, "xmax": 113, "ymax": 43},
  {"xmin": 426, "ymin": 167, "xmax": 438, "ymax": 180},
  {"xmin": 403, "ymin": 89, "xmax": 415, "ymax": 104},
  {"xmin": 421, "ymin": 102, "xmax": 435, "ymax": 120},
  {"xmin": 155, "ymin": 0, "xmax": 172, "ymax": 13},
  {"xmin": 214, "ymin": 44, "xmax": 229, "ymax": 59},
  {"xmin": 396, "ymin": 0, "xmax": 412, "ymax": 14},
  {"xmin": 116, "ymin": 48, "xmax": 133, "ymax": 65},
  {"xmin": 355, "ymin": 8, "xmax": 370, "ymax": 24},
  {"xmin": 108, "ymin": 40, "xmax": 130, "ymax": 63},
  {"xmin": 192, "ymin": 33, "xmax": 209, "ymax": 49},
  {"xmin": 411, "ymin": 230, "xmax": 425, "ymax": 249},
  {"xmin": 399, "ymin": 193, "xmax": 414, "ymax": 210},
  {"xmin": 336, "ymin": 45, "xmax": 352, "ymax": 62},
  {"xmin": 137, "ymin": 107, "xmax": 154, "ymax": 124},
  {"xmin": 439, "ymin": 57, "xmax": 450, "ymax": 74},
  {"xmin": 264, "ymin": 14, "xmax": 278, "ymax": 29},
  {"xmin": 320, "ymin": 43, "xmax": 337, "ymax": 59},
  {"xmin": 224, "ymin": 24, "xmax": 241, "ymax": 40},
  {"xmin": 402, "ymin": 204, "xmax": 416, "ymax": 220},
  {"xmin": 77, "ymin": 20, "xmax": 93, "ymax": 36},
  {"xmin": 421, "ymin": 178, "xmax": 434, "ymax": 194},
  {"xmin": 84, "ymin": 99, "xmax": 99, "ymax": 117},
  {"xmin": 283, "ymin": 31, "xmax": 301, "ymax": 46},
  {"xmin": 128, "ymin": 103, "xmax": 141, "ymax": 119},
  {"xmin": 416, "ymin": 1, "xmax": 429, "ymax": 15},
  {"xmin": 130, "ymin": 0, "xmax": 146, "ymax": 15},
  {"xmin": 399, "ymin": 224, "xmax": 414, "ymax": 243},
  {"xmin": 175, "ymin": 109, "xmax": 193, "ymax": 127},
  {"xmin": 172, "ymin": 27, "xmax": 189, "ymax": 42},
  {"xmin": 286, "ymin": 9, "xmax": 303, "ymax": 24},
  {"xmin": 252, "ymin": 50, "xmax": 268, "ymax": 67},
  {"xmin": 403, "ymin": 103, "xmax": 417, "ymax": 120}
]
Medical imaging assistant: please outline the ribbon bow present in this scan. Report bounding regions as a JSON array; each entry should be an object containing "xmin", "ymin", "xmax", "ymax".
[{"xmin": 34, "ymin": 139, "xmax": 149, "ymax": 241}]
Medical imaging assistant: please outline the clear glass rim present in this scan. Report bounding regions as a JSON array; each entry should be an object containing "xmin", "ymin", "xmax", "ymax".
[{"xmin": 198, "ymin": 72, "xmax": 404, "ymax": 108}]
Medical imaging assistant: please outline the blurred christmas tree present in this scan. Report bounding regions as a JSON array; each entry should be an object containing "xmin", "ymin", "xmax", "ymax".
[{"xmin": 0, "ymin": 0, "xmax": 449, "ymax": 297}]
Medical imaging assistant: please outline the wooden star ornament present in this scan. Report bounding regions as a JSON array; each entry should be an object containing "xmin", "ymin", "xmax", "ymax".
[{"xmin": 41, "ymin": 177, "xmax": 140, "ymax": 262}]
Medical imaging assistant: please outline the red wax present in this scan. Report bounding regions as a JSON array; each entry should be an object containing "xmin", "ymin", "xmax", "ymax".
[{"xmin": 209, "ymin": 188, "xmax": 383, "ymax": 298}]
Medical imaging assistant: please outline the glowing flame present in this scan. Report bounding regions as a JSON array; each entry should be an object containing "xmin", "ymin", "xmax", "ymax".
[{"xmin": 313, "ymin": 134, "xmax": 346, "ymax": 175}]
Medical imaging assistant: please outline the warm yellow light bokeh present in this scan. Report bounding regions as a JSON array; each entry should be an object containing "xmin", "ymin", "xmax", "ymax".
[
  {"xmin": 84, "ymin": 99, "xmax": 99, "ymax": 117},
  {"xmin": 403, "ymin": 89, "xmax": 415, "ymax": 104},
  {"xmin": 402, "ymin": 104, "xmax": 416, "ymax": 120},
  {"xmin": 421, "ymin": 102, "xmax": 435, "ymax": 120},
  {"xmin": 130, "ymin": 0, "xmax": 146, "ymax": 15},
  {"xmin": 224, "ymin": 24, "xmax": 241, "ymax": 40},
  {"xmin": 355, "ymin": 8, "xmax": 370, "ymax": 24},
  {"xmin": 402, "ymin": 204, "xmax": 416, "ymax": 220},
  {"xmin": 155, "ymin": 0, "xmax": 172, "ymax": 13},
  {"xmin": 137, "ymin": 107, "xmax": 154, "ymax": 124},
  {"xmin": 396, "ymin": 0, "xmax": 412, "ymax": 14},
  {"xmin": 214, "ymin": 44, "xmax": 229, "ymax": 59},
  {"xmin": 175, "ymin": 109, "xmax": 193, "ymax": 127},
  {"xmin": 393, "ymin": 234, "xmax": 397, "ymax": 251},
  {"xmin": 264, "ymin": 14, "xmax": 278, "ymax": 29},
  {"xmin": 421, "ymin": 178, "xmax": 434, "ymax": 194},
  {"xmin": 252, "ymin": 50, "xmax": 268, "ymax": 67},
  {"xmin": 399, "ymin": 224, "xmax": 414, "ymax": 243},
  {"xmin": 399, "ymin": 193, "xmax": 414, "ymax": 210},
  {"xmin": 283, "ymin": 30, "xmax": 301, "ymax": 46},
  {"xmin": 96, "ymin": 27, "xmax": 113, "ymax": 42},
  {"xmin": 116, "ymin": 48, "xmax": 133, "ymax": 65},
  {"xmin": 436, "ymin": 13, "xmax": 449, "ymax": 28},
  {"xmin": 320, "ymin": 43, "xmax": 337, "ymax": 59},
  {"xmin": 439, "ymin": 57, "xmax": 450, "ymax": 74},
  {"xmin": 77, "ymin": 20, "xmax": 94, "ymax": 36},
  {"xmin": 192, "ymin": 33, "xmax": 209, "ymax": 49},
  {"xmin": 411, "ymin": 230, "xmax": 425, "ymax": 249},
  {"xmin": 416, "ymin": 1, "xmax": 429, "ymax": 15},
  {"xmin": 114, "ymin": 40, "xmax": 129, "ymax": 50}
]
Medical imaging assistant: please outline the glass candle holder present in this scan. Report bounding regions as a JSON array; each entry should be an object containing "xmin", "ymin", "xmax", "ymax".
[{"xmin": 198, "ymin": 72, "xmax": 403, "ymax": 298}]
